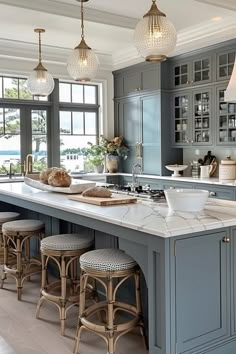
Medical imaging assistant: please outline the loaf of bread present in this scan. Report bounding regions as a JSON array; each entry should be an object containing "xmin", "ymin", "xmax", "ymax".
[
  {"xmin": 82, "ymin": 187, "xmax": 112, "ymax": 198},
  {"xmin": 39, "ymin": 167, "xmax": 60, "ymax": 184},
  {"xmin": 48, "ymin": 169, "xmax": 71, "ymax": 187}
]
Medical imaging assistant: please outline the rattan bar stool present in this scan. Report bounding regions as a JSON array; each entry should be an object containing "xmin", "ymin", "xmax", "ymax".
[
  {"xmin": 36, "ymin": 233, "xmax": 94, "ymax": 336},
  {"xmin": 74, "ymin": 248, "xmax": 144, "ymax": 354},
  {"xmin": 0, "ymin": 212, "xmax": 20, "ymax": 263},
  {"xmin": 1, "ymin": 219, "xmax": 45, "ymax": 300}
]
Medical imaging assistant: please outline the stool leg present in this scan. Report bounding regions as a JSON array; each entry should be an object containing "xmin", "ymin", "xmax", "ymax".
[
  {"xmin": 16, "ymin": 235, "xmax": 23, "ymax": 301},
  {"xmin": 36, "ymin": 253, "xmax": 47, "ymax": 319},
  {"xmin": 1, "ymin": 234, "xmax": 8, "ymax": 287},
  {"xmin": 60, "ymin": 256, "xmax": 66, "ymax": 336},
  {"xmin": 74, "ymin": 271, "xmax": 87, "ymax": 354},
  {"xmin": 107, "ymin": 276, "xmax": 115, "ymax": 354}
]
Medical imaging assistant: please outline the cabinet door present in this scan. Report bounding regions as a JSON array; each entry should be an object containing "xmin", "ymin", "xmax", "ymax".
[
  {"xmin": 140, "ymin": 94, "xmax": 161, "ymax": 174},
  {"xmin": 123, "ymin": 71, "xmax": 142, "ymax": 96},
  {"xmin": 232, "ymin": 229, "xmax": 236, "ymax": 335},
  {"xmin": 192, "ymin": 87, "xmax": 213, "ymax": 145},
  {"xmin": 192, "ymin": 56, "xmax": 212, "ymax": 85},
  {"xmin": 216, "ymin": 85, "xmax": 236, "ymax": 145},
  {"xmin": 175, "ymin": 232, "xmax": 230, "ymax": 353},
  {"xmin": 116, "ymin": 98, "xmax": 140, "ymax": 172},
  {"xmin": 141, "ymin": 65, "xmax": 160, "ymax": 91},
  {"xmin": 217, "ymin": 50, "xmax": 235, "ymax": 81},
  {"xmin": 172, "ymin": 62, "xmax": 190, "ymax": 88},
  {"xmin": 173, "ymin": 91, "xmax": 192, "ymax": 146}
]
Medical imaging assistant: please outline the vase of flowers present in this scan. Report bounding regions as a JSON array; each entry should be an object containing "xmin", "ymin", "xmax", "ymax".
[{"xmin": 101, "ymin": 136, "xmax": 128, "ymax": 173}]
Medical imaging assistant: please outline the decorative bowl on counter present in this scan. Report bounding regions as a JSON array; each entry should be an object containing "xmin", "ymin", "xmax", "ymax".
[
  {"xmin": 165, "ymin": 164, "xmax": 188, "ymax": 177},
  {"xmin": 164, "ymin": 189, "xmax": 209, "ymax": 212}
]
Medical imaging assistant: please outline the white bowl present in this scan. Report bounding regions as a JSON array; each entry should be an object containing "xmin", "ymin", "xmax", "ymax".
[
  {"xmin": 164, "ymin": 189, "xmax": 209, "ymax": 212},
  {"xmin": 165, "ymin": 164, "xmax": 188, "ymax": 177}
]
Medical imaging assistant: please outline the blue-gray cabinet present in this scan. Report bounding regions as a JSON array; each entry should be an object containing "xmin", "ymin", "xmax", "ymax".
[
  {"xmin": 114, "ymin": 62, "xmax": 183, "ymax": 175},
  {"xmin": 173, "ymin": 231, "xmax": 230, "ymax": 353},
  {"xmin": 114, "ymin": 62, "xmax": 161, "ymax": 98},
  {"xmin": 216, "ymin": 49, "xmax": 235, "ymax": 82},
  {"xmin": 193, "ymin": 183, "xmax": 235, "ymax": 200},
  {"xmin": 172, "ymin": 54, "xmax": 212, "ymax": 89},
  {"xmin": 216, "ymin": 84, "xmax": 236, "ymax": 145},
  {"xmin": 173, "ymin": 87, "xmax": 213, "ymax": 146}
]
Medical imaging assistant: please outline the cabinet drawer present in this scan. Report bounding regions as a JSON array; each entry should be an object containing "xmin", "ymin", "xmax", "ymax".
[
  {"xmin": 193, "ymin": 184, "xmax": 234, "ymax": 200},
  {"xmin": 163, "ymin": 181, "xmax": 193, "ymax": 190}
]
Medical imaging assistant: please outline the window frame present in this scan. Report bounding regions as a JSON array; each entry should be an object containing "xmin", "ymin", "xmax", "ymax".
[{"xmin": 0, "ymin": 77, "xmax": 101, "ymax": 177}]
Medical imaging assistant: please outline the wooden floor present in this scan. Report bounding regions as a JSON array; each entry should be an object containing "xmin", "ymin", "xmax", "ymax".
[{"xmin": 0, "ymin": 268, "xmax": 148, "ymax": 354}]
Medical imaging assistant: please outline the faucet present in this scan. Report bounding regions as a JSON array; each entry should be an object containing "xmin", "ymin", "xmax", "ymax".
[
  {"xmin": 8, "ymin": 163, "xmax": 14, "ymax": 179},
  {"xmin": 25, "ymin": 154, "xmax": 33, "ymax": 175},
  {"xmin": 131, "ymin": 163, "xmax": 142, "ymax": 192}
]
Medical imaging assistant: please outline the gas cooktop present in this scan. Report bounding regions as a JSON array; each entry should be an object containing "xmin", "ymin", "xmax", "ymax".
[{"xmin": 109, "ymin": 185, "xmax": 166, "ymax": 202}]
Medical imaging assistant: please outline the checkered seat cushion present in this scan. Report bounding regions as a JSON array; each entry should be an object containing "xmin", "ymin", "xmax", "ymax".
[
  {"xmin": 41, "ymin": 234, "xmax": 94, "ymax": 251},
  {"xmin": 80, "ymin": 249, "xmax": 137, "ymax": 272}
]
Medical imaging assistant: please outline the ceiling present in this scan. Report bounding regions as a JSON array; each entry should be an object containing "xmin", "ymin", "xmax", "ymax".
[{"xmin": 0, "ymin": 0, "xmax": 235, "ymax": 76}]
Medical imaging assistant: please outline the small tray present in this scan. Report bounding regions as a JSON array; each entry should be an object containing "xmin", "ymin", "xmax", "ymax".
[{"xmin": 24, "ymin": 174, "xmax": 96, "ymax": 194}]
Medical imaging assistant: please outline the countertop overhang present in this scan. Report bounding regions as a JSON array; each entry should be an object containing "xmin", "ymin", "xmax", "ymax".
[{"xmin": 0, "ymin": 182, "xmax": 236, "ymax": 238}]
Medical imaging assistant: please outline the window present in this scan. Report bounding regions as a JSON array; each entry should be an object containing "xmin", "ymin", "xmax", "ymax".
[
  {"xmin": 59, "ymin": 82, "xmax": 99, "ymax": 173},
  {"xmin": 0, "ymin": 108, "xmax": 21, "ymax": 175},
  {"xmin": 0, "ymin": 78, "xmax": 100, "ymax": 177},
  {"xmin": 31, "ymin": 110, "xmax": 48, "ymax": 172}
]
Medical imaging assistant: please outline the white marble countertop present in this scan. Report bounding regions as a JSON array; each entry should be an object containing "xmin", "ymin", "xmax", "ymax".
[
  {"xmin": 1, "ymin": 182, "xmax": 236, "ymax": 238},
  {"xmin": 72, "ymin": 172, "xmax": 236, "ymax": 187}
]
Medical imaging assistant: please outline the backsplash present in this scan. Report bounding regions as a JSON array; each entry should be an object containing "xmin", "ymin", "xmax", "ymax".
[{"xmin": 183, "ymin": 148, "xmax": 236, "ymax": 177}]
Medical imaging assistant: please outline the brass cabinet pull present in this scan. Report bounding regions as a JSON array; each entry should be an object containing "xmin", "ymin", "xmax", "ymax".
[
  {"xmin": 139, "ymin": 142, "xmax": 143, "ymax": 158},
  {"xmin": 222, "ymin": 237, "xmax": 230, "ymax": 243}
]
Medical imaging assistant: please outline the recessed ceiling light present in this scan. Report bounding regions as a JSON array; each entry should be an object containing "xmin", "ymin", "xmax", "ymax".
[{"xmin": 211, "ymin": 16, "xmax": 223, "ymax": 22}]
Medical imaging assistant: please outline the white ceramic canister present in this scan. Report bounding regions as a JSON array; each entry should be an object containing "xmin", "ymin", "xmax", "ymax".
[{"xmin": 219, "ymin": 156, "xmax": 236, "ymax": 180}]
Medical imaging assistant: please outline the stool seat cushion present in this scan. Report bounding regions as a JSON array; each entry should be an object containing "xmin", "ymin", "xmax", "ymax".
[
  {"xmin": 41, "ymin": 234, "xmax": 94, "ymax": 251},
  {"xmin": 80, "ymin": 249, "xmax": 137, "ymax": 272},
  {"xmin": 0, "ymin": 212, "xmax": 20, "ymax": 224},
  {"xmin": 2, "ymin": 219, "xmax": 45, "ymax": 233}
]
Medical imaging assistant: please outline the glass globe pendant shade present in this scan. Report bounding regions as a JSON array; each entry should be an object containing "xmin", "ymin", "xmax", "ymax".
[
  {"xmin": 27, "ymin": 63, "xmax": 55, "ymax": 97},
  {"xmin": 134, "ymin": 0, "xmax": 177, "ymax": 62},
  {"xmin": 67, "ymin": 38, "xmax": 99, "ymax": 82},
  {"xmin": 27, "ymin": 28, "xmax": 55, "ymax": 97}
]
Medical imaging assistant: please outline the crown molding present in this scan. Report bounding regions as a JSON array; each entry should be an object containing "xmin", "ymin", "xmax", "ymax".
[
  {"xmin": 0, "ymin": 0, "xmax": 138, "ymax": 29},
  {"xmin": 194, "ymin": 0, "xmax": 236, "ymax": 11},
  {"xmin": 0, "ymin": 38, "xmax": 113, "ymax": 72}
]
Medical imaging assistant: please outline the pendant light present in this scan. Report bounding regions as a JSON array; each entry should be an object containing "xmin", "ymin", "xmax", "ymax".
[
  {"xmin": 27, "ymin": 29, "xmax": 55, "ymax": 97},
  {"xmin": 67, "ymin": 0, "xmax": 98, "ymax": 82},
  {"xmin": 134, "ymin": 0, "xmax": 177, "ymax": 62},
  {"xmin": 224, "ymin": 57, "xmax": 236, "ymax": 102}
]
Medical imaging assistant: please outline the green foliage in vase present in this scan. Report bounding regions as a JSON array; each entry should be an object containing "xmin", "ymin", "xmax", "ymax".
[{"xmin": 83, "ymin": 142, "xmax": 106, "ymax": 166}]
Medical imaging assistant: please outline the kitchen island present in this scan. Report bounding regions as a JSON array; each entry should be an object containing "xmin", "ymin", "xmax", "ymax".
[{"xmin": 0, "ymin": 182, "xmax": 236, "ymax": 354}]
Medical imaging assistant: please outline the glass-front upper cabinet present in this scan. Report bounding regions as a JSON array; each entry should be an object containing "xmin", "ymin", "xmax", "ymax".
[
  {"xmin": 173, "ymin": 92, "xmax": 191, "ymax": 145},
  {"xmin": 193, "ymin": 90, "xmax": 212, "ymax": 145},
  {"xmin": 217, "ymin": 86, "xmax": 236, "ymax": 145},
  {"xmin": 172, "ymin": 56, "xmax": 212, "ymax": 88},
  {"xmin": 173, "ymin": 88, "xmax": 213, "ymax": 146},
  {"xmin": 217, "ymin": 50, "xmax": 235, "ymax": 81}
]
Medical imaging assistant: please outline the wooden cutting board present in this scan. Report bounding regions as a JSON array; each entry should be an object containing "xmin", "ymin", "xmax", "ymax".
[{"xmin": 68, "ymin": 194, "xmax": 137, "ymax": 206}]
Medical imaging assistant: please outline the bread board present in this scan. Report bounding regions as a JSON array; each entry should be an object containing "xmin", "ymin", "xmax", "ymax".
[
  {"xmin": 68, "ymin": 194, "xmax": 137, "ymax": 206},
  {"xmin": 24, "ymin": 174, "xmax": 96, "ymax": 194}
]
